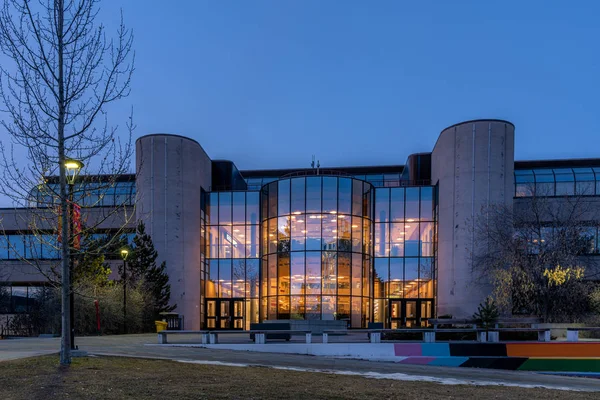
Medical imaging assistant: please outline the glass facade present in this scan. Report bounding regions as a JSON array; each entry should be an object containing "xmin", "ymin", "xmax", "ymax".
[
  {"xmin": 201, "ymin": 174, "xmax": 437, "ymax": 329},
  {"xmin": 260, "ymin": 177, "xmax": 373, "ymax": 327},
  {"xmin": 205, "ymin": 191, "xmax": 260, "ymax": 329},
  {"xmin": 372, "ymin": 186, "xmax": 436, "ymax": 327},
  {"xmin": 515, "ymin": 167, "xmax": 600, "ymax": 197}
]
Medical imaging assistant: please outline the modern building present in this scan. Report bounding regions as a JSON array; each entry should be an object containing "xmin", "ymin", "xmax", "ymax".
[{"xmin": 2, "ymin": 119, "xmax": 600, "ymax": 330}]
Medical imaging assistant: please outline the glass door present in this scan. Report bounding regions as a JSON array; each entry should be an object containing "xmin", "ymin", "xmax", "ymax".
[
  {"xmin": 205, "ymin": 298, "xmax": 245, "ymax": 330},
  {"xmin": 390, "ymin": 300, "xmax": 402, "ymax": 329}
]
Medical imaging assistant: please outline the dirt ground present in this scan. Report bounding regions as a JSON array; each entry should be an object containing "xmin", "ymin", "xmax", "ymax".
[{"xmin": 0, "ymin": 355, "xmax": 597, "ymax": 400}]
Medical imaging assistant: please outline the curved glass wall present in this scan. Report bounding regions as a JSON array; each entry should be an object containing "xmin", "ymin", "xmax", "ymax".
[{"xmin": 260, "ymin": 176, "xmax": 373, "ymax": 328}]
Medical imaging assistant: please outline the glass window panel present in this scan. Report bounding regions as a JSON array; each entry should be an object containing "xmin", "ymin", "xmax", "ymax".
[
  {"xmin": 420, "ymin": 222, "xmax": 434, "ymax": 257},
  {"xmin": 268, "ymin": 297, "xmax": 277, "ymax": 320},
  {"xmin": 516, "ymin": 183, "xmax": 534, "ymax": 197},
  {"xmin": 363, "ymin": 218, "xmax": 372, "ymax": 254},
  {"xmin": 405, "ymin": 187, "xmax": 420, "ymax": 220},
  {"xmin": 389, "ymin": 258, "xmax": 403, "ymax": 298},
  {"xmin": 533, "ymin": 170, "xmax": 554, "ymax": 182},
  {"xmin": 375, "ymin": 189, "xmax": 389, "ymax": 222},
  {"xmin": 374, "ymin": 223, "xmax": 389, "ymax": 257},
  {"xmin": 374, "ymin": 258, "xmax": 389, "ymax": 298},
  {"xmin": 352, "ymin": 180, "xmax": 363, "ymax": 216},
  {"xmin": 245, "ymin": 225, "xmax": 259, "ymax": 258},
  {"xmin": 351, "ymin": 253, "xmax": 362, "ymax": 296},
  {"xmin": 373, "ymin": 299, "xmax": 387, "ymax": 324},
  {"xmin": 210, "ymin": 225, "xmax": 220, "ymax": 258},
  {"xmin": 337, "ymin": 296, "xmax": 350, "ymax": 322},
  {"xmin": 230, "ymin": 226, "xmax": 245, "ymax": 258},
  {"xmin": 338, "ymin": 178, "xmax": 352, "ymax": 214},
  {"xmin": 515, "ymin": 170, "xmax": 535, "ymax": 183},
  {"xmin": 278, "ymin": 296, "xmax": 290, "ymax": 319},
  {"xmin": 261, "ymin": 223, "xmax": 268, "ymax": 256},
  {"xmin": 291, "ymin": 253, "xmax": 305, "ymax": 295},
  {"xmin": 556, "ymin": 182, "xmax": 574, "ymax": 196},
  {"xmin": 404, "ymin": 258, "xmax": 419, "ymax": 298},
  {"xmin": 40, "ymin": 235, "xmax": 59, "ymax": 259},
  {"xmin": 404, "ymin": 222, "xmax": 420, "ymax": 257},
  {"xmin": 291, "ymin": 213, "xmax": 306, "ymax": 251},
  {"xmin": 351, "ymin": 217, "xmax": 362, "ymax": 252},
  {"xmin": 291, "ymin": 295, "xmax": 305, "ymax": 319},
  {"xmin": 261, "ymin": 190, "xmax": 268, "ymax": 224},
  {"xmin": 11, "ymin": 287, "xmax": 27, "ymax": 313},
  {"xmin": 420, "ymin": 187, "xmax": 434, "ymax": 221},
  {"xmin": 576, "ymin": 181, "xmax": 595, "ymax": 195},
  {"xmin": 306, "ymin": 215, "xmax": 321, "ymax": 251},
  {"xmin": 321, "ymin": 215, "xmax": 337, "ymax": 251},
  {"xmin": 8, "ymin": 235, "xmax": 24, "ymax": 259},
  {"xmin": 390, "ymin": 188, "xmax": 405, "ymax": 222},
  {"xmin": 268, "ymin": 182, "xmax": 278, "ymax": 218},
  {"xmin": 278, "ymin": 253, "xmax": 290, "ymax": 295},
  {"xmin": 321, "ymin": 251, "xmax": 337, "ymax": 295},
  {"xmin": 268, "ymin": 254, "xmax": 277, "ymax": 296},
  {"xmin": 553, "ymin": 168, "xmax": 574, "ymax": 181},
  {"xmin": 305, "ymin": 252, "xmax": 321, "ymax": 295},
  {"xmin": 337, "ymin": 215, "xmax": 351, "ymax": 252},
  {"xmin": 268, "ymin": 218, "xmax": 278, "ymax": 254},
  {"xmin": 232, "ymin": 259, "xmax": 245, "ymax": 297},
  {"xmin": 278, "ymin": 180, "xmax": 290, "ymax": 216},
  {"xmin": 363, "ymin": 256, "xmax": 370, "ymax": 297},
  {"xmin": 535, "ymin": 182, "xmax": 554, "ymax": 196},
  {"xmin": 246, "ymin": 192, "xmax": 259, "ymax": 224},
  {"xmin": 246, "ymin": 259, "xmax": 259, "ymax": 298},
  {"xmin": 218, "ymin": 226, "xmax": 232, "ymax": 258},
  {"xmin": 351, "ymin": 297, "xmax": 362, "ymax": 328},
  {"xmin": 291, "ymin": 178, "xmax": 305, "ymax": 214},
  {"xmin": 261, "ymin": 258, "xmax": 268, "ymax": 299},
  {"xmin": 306, "ymin": 295, "xmax": 320, "ymax": 320},
  {"xmin": 419, "ymin": 258, "xmax": 434, "ymax": 298},
  {"xmin": 232, "ymin": 192, "xmax": 245, "ymax": 225},
  {"xmin": 322, "ymin": 177, "xmax": 338, "ymax": 214},
  {"xmin": 322, "ymin": 296, "xmax": 335, "ymax": 320},
  {"xmin": 390, "ymin": 223, "xmax": 405, "ymax": 257},
  {"xmin": 218, "ymin": 259, "xmax": 232, "ymax": 298},
  {"xmin": 24, "ymin": 235, "xmax": 39, "ymax": 259},
  {"xmin": 306, "ymin": 177, "xmax": 321, "ymax": 213},
  {"xmin": 337, "ymin": 252, "xmax": 350, "ymax": 296},
  {"xmin": 277, "ymin": 216, "xmax": 291, "ymax": 253},
  {"xmin": 218, "ymin": 192, "xmax": 232, "ymax": 225}
]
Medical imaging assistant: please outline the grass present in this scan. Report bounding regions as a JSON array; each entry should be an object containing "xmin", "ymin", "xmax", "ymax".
[{"xmin": 0, "ymin": 355, "xmax": 597, "ymax": 399}]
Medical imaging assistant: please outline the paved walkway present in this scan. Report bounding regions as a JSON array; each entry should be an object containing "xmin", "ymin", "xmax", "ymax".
[{"xmin": 2, "ymin": 334, "xmax": 600, "ymax": 392}]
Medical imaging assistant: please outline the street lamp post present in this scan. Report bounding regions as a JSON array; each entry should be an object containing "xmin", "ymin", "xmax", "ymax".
[
  {"xmin": 65, "ymin": 159, "xmax": 83, "ymax": 350},
  {"xmin": 120, "ymin": 248, "xmax": 129, "ymax": 334}
]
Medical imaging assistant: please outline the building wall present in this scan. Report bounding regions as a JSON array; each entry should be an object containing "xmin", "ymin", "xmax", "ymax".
[
  {"xmin": 135, "ymin": 134, "xmax": 212, "ymax": 330},
  {"xmin": 431, "ymin": 120, "xmax": 515, "ymax": 318}
]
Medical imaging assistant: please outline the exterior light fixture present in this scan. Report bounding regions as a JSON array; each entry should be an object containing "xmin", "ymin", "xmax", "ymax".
[{"xmin": 64, "ymin": 159, "xmax": 84, "ymax": 185}]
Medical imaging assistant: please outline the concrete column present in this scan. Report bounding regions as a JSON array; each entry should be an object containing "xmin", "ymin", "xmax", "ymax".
[
  {"xmin": 136, "ymin": 134, "xmax": 212, "ymax": 330},
  {"xmin": 431, "ymin": 120, "xmax": 515, "ymax": 318}
]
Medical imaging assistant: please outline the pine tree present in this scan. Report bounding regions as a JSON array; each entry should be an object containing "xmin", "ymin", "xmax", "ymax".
[{"xmin": 129, "ymin": 222, "xmax": 176, "ymax": 323}]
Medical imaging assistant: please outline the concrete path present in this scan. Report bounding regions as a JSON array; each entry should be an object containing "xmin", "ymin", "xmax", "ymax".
[{"xmin": 2, "ymin": 334, "xmax": 600, "ymax": 392}]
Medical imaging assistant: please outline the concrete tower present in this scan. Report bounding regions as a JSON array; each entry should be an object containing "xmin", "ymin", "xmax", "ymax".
[
  {"xmin": 135, "ymin": 134, "xmax": 212, "ymax": 329},
  {"xmin": 431, "ymin": 120, "xmax": 515, "ymax": 318}
]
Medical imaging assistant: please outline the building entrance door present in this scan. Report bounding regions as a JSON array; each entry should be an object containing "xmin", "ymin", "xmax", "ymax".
[
  {"xmin": 389, "ymin": 300, "xmax": 432, "ymax": 328},
  {"xmin": 205, "ymin": 298, "xmax": 244, "ymax": 330}
]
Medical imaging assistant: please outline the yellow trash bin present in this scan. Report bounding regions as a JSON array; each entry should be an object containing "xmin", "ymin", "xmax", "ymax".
[{"xmin": 155, "ymin": 321, "xmax": 168, "ymax": 332}]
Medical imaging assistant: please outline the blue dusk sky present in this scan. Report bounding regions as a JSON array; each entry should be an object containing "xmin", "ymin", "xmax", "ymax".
[{"xmin": 4, "ymin": 0, "xmax": 600, "ymax": 171}]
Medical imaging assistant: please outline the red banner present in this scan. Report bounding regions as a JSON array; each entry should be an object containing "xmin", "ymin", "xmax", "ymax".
[{"xmin": 56, "ymin": 202, "xmax": 81, "ymax": 249}]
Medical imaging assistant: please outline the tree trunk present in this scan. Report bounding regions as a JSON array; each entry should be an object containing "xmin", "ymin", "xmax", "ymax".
[{"xmin": 57, "ymin": 0, "xmax": 71, "ymax": 366}]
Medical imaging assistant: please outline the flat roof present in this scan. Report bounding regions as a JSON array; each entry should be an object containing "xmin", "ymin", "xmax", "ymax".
[{"xmin": 515, "ymin": 158, "xmax": 600, "ymax": 169}]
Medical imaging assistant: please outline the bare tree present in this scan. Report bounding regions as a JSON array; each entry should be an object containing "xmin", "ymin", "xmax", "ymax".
[
  {"xmin": 0, "ymin": 0, "xmax": 134, "ymax": 365},
  {"xmin": 471, "ymin": 185, "xmax": 600, "ymax": 322}
]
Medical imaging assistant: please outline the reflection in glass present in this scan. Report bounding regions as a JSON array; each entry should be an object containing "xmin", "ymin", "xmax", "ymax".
[{"xmin": 306, "ymin": 177, "xmax": 322, "ymax": 213}]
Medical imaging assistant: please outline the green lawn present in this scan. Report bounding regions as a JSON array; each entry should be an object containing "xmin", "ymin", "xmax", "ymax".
[{"xmin": 0, "ymin": 355, "xmax": 596, "ymax": 399}]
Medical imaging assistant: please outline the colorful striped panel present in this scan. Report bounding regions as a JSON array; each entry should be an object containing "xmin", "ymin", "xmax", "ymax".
[{"xmin": 507, "ymin": 343, "xmax": 600, "ymax": 358}]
